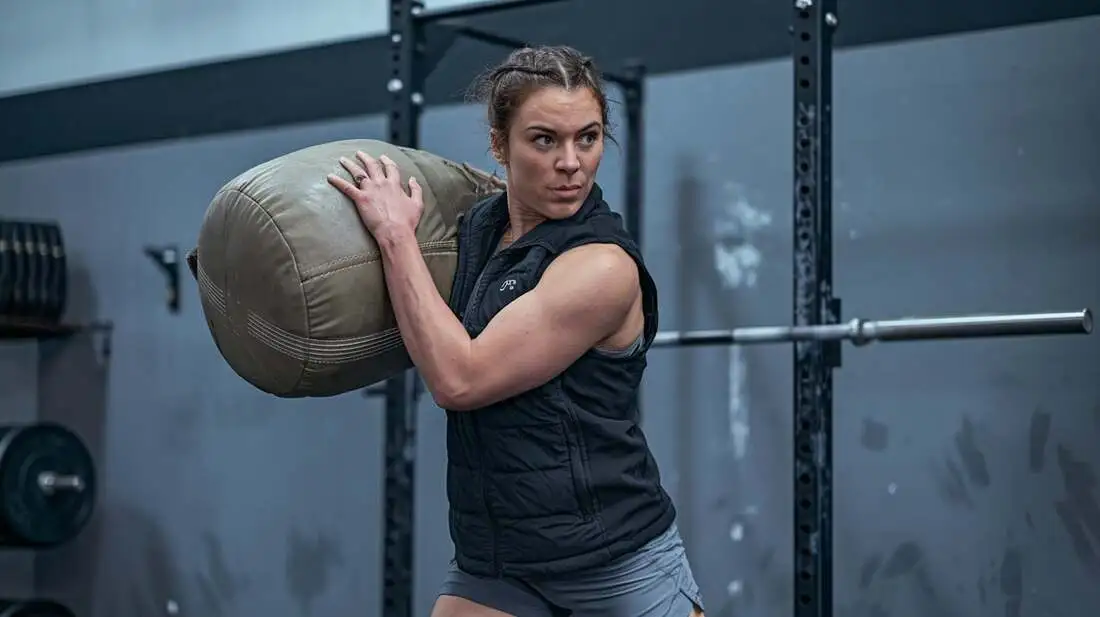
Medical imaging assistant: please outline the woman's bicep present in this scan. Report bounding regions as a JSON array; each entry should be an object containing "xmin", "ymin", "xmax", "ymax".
[{"xmin": 445, "ymin": 245, "xmax": 638, "ymax": 410}]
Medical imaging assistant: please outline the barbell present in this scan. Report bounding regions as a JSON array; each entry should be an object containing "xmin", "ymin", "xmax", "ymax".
[
  {"xmin": 363, "ymin": 309, "xmax": 1092, "ymax": 397},
  {"xmin": 651, "ymin": 309, "xmax": 1092, "ymax": 348},
  {"xmin": 0, "ymin": 422, "xmax": 96, "ymax": 548}
]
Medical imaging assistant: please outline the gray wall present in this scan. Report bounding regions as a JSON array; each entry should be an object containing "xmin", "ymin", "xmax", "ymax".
[{"xmin": 1, "ymin": 15, "xmax": 1098, "ymax": 617}]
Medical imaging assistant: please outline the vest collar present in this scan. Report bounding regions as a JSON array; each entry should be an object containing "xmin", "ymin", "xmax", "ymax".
[{"xmin": 470, "ymin": 183, "xmax": 609, "ymax": 253}]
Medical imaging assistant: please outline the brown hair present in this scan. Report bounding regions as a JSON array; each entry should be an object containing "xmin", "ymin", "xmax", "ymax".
[{"xmin": 467, "ymin": 45, "xmax": 615, "ymax": 151}]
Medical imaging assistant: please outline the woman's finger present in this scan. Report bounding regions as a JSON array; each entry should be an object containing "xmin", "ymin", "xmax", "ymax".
[
  {"xmin": 339, "ymin": 157, "xmax": 368, "ymax": 185},
  {"xmin": 408, "ymin": 176, "xmax": 423, "ymax": 203},
  {"xmin": 379, "ymin": 155, "xmax": 401, "ymax": 183},
  {"xmin": 327, "ymin": 174, "xmax": 360, "ymax": 198},
  {"xmin": 356, "ymin": 151, "xmax": 385, "ymax": 181}
]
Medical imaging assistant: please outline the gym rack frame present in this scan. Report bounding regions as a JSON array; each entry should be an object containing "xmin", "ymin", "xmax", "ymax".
[
  {"xmin": 383, "ymin": 1, "xmax": 645, "ymax": 614},
  {"xmin": 792, "ymin": 1, "xmax": 838, "ymax": 616}
]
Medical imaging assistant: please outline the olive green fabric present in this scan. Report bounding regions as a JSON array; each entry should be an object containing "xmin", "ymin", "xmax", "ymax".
[{"xmin": 189, "ymin": 139, "xmax": 502, "ymax": 397}]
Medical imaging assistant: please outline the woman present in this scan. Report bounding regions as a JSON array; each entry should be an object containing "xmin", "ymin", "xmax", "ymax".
[{"xmin": 328, "ymin": 45, "xmax": 705, "ymax": 617}]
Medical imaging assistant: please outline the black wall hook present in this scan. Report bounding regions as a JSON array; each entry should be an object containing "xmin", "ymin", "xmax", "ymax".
[{"xmin": 144, "ymin": 244, "xmax": 181, "ymax": 314}]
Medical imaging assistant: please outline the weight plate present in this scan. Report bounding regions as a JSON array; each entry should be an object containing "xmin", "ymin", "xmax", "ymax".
[
  {"xmin": 0, "ymin": 221, "xmax": 12, "ymax": 316},
  {"xmin": 0, "ymin": 423, "xmax": 96, "ymax": 547},
  {"xmin": 25, "ymin": 223, "xmax": 43, "ymax": 319},
  {"xmin": 0, "ymin": 599, "xmax": 76, "ymax": 617},
  {"xmin": 48, "ymin": 223, "xmax": 67, "ymax": 323},
  {"xmin": 9, "ymin": 223, "xmax": 26, "ymax": 317},
  {"xmin": 43, "ymin": 223, "xmax": 65, "ymax": 322},
  {"xmin": 17, "ymin": 221, "xmax": 33, "ymax": 318}
]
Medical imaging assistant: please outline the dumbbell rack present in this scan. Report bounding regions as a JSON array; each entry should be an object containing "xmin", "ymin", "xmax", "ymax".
[{"xmin": 0, "ymin": 314, "xmax": 112, "ymax": 617}]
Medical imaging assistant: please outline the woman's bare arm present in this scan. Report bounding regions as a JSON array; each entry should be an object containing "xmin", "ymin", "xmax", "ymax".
[{"xmin": 375, "ymin": 228, "xmax": 637, "ymax": 410}]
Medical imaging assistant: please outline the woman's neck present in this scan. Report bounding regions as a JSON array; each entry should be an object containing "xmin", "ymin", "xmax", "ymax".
[{"xmin": 501, "ymin": 197, "xmax": 546, "ymax": 248}]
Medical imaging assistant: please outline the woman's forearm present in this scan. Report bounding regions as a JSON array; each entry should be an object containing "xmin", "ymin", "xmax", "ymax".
[{"xmin": 374, "ymin": 225, "xmax": 473, "ymax": 402}]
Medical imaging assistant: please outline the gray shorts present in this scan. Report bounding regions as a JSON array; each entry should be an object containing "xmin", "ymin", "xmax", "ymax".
[{"xmin": 439, "ymin": 522, "xmax": 704, "ymax": 617}]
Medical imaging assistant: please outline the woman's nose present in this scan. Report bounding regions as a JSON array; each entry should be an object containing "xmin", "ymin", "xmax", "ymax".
[{"xmin": 557, "ymin": 149, "xmax": 581, "ymax": 173}]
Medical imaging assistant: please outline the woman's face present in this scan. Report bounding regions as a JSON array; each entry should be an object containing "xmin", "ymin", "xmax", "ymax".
[{"xmin": 495, "ymin": 86, "xmax": 605, "ymax": 221}]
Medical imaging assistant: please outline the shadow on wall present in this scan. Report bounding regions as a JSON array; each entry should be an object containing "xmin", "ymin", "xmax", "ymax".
[
  {"xmin": 842, "ymin": 541, "xmax": 969, "ymax": 617},
  {"xmin": 89, "ymin": 504, "xmax": 247, "ymax": 617},
  {"xmin": 834, "ymin": 415, "xmax": 1100, "ymax": 617},
  {"xmin": 672, "ymin": 157, "xmax": 792, "ymax": 617},
  {"xmin": 285, "ymin": 526, "xmax": 344, "ymax": 616},
  {"xmin": 94, "ymin": 503, "xmax": 183, "ymax": 617},
  {"xmin": 75, "ymin": 506, "xmax": 342, "ymax": 617}
]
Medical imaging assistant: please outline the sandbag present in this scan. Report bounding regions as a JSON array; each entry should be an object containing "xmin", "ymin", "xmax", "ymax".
[{"xmin": 188, "ymin": 139, "xmax": 502, "ymax": 398}]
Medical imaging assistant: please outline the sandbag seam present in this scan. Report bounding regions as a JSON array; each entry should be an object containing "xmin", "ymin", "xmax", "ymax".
[
  {"xmin": 195, "ymin": 262, "xmax": 225, "ymax": 311},
  {"xmin": 304, "ymin": 240, "xmax": 455, "ymax": 283},
  {"xmin": 246, "ymin": 317, "xmax": 406, "ymax": 363},
  {"xmin": 300, "ymin": 251, "xmax": 380, "ymax": 279},
  {"xmin": 195, "ymin": 263, "xmax": 407, "ymax": 363},
  {"xmin": 224, "ymin": 186, "xmax": 311, "ymax": 392}
]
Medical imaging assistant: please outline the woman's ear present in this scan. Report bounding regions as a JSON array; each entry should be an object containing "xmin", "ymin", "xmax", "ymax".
[{"xmin": 489, "ymin": 130, "xmax": 507, "ymax": 166}]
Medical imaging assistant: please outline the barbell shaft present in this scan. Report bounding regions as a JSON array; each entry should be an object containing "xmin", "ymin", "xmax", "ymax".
[
  {"xmin": 652, "ymin": 308, "xmax": 1092, "ymax": 348},
  {"xmin": 861, "ymin": 309, "xmax": 1091, "ymax": 342}
]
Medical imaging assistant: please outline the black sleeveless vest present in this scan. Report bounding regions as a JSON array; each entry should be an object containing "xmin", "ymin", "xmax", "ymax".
[{"xmin": 444, "ymin": 184, "xmax": 676, "ymax": 577}]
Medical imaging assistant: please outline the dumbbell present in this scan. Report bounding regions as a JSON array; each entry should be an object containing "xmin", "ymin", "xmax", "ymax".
[
  {"xmin": 0, "ymin": 599, "xmax": 75, "ymax": 617},
  {"xmin": 0, "ymin": 423, "xmax": 96, "ymax": 548}
]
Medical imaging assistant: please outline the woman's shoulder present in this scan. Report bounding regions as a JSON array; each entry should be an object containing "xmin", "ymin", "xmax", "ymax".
[{"xmin": 553, "ymin": 243, "xmax": 638, "ymax": 285}]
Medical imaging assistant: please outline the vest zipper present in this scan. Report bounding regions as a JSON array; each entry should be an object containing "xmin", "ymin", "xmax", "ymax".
[
  {"xmin": 463, "ymin": 258, "xmax": 502, "ymax": 575},
  {"xmin": 462, "ymin": 242, "xmax": 528, "ymax": 575},
  {"xmin": 564, "ymin": 399, "xmax": 596, "ymax": 516},
  {"xmin": 463, "ymin": 267, "xmax": 492, "ymax": 320}
]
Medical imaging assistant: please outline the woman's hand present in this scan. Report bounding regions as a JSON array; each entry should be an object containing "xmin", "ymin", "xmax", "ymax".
[{"xmin": 327, "ymin": 151, "xmax": 423, "ymax": 238}]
